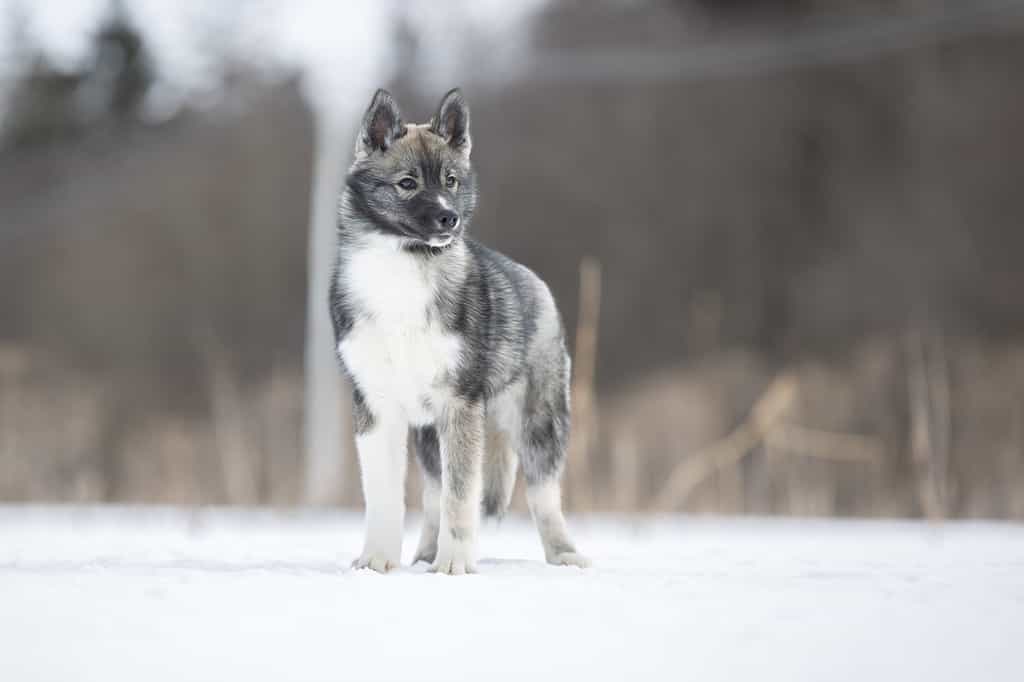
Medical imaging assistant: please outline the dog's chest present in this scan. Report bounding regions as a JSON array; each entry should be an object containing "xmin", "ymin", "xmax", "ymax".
[{"xmin": 338, "ymin": 244, "xmax": 460, "ymax": 425}]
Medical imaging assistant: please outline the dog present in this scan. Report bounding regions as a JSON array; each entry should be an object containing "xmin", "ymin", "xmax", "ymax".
[{"xmin": 330, "ymin": 88, "xmax": 588, "ymax": 574}]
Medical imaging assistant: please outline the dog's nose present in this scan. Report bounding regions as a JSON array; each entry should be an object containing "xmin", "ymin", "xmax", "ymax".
[{"xmin": 436, "ymin": 210, "xmax": 460, "ymax": 230}]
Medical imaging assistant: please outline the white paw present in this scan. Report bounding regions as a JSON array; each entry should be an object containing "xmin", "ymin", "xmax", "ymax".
[
  {"xmin": 431, "ymin": 541, "xmax": 476, "ymax": 575},
  {"xmin": 548, "ymin": 552, "xmax": 591, "ymax": 568},
  {"xmin": 351, "ymin": 552, "xmax": 400, "ymax": 573},
  {"xmin": 413, "ymin": 527, "xmax": 438, "ymax": 565},
  {"xmin": 413, "ymin": 543, "xmax": 437, "ymax": 565}
]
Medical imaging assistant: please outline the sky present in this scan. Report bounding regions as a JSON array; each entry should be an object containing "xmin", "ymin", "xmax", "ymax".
[{"xmin": 0, "ymin": 0, "xmax": 548, "ymax": 128}]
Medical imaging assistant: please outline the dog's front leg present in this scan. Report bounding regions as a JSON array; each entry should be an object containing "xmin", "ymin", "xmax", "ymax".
[
  {"xmin": 433, "ymin": 400, "xmax": 485, "ymax": 575},
  {"xmin": 352, "ymin": 407, "xmax": 407, "ymax": 573}
]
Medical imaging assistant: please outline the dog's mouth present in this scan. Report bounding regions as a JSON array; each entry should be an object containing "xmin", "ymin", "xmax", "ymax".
[
  {"xmin": 394, "ymin": 222, "xmax": 462, "ymax": 251},
  {"xmin": 426, "ymin": 233, "xmax": 456, "ymax": 248},
  {"xmin": 422, "ymin": 224, "xmax": 463, "ymax": 249}
]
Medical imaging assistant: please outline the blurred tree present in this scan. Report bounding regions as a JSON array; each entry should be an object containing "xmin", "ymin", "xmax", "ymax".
[
  {"xmin": 90, "ymin": 2, "xmax": 153, "ymax": 122},
  {"xmin": 1, "ymin": 0, "xmax": 153, "ymax": 148}
]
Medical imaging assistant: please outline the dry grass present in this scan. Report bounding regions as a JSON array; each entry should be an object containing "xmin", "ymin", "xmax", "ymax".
[{"xmin": 2, "ymin": 333, "xmax": 1024, "ymax": 518}]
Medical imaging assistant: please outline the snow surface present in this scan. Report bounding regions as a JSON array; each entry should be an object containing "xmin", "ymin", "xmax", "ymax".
[{"xmin": 1, "ymin": 507, "xmax": 1022, "ymax": 682}]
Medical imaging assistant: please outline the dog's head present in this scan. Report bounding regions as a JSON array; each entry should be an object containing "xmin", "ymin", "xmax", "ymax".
[{"xmin": 344, "ymin": 88, "xmax": 477, "ymax": 249}]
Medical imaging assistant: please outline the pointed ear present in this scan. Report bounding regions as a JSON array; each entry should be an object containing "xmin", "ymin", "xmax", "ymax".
[
  {"xmin": 431, "ymin": 88, "xmax": 471, "ymax": 157},
  {"xmin": 356, "ymin": 89, "xmax": 404, "ymax": 156}
]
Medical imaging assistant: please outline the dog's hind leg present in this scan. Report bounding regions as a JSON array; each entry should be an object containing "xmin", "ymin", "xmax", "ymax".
[
  {"xmin": 411, "ymin": 426, "xmax": 441, "ymax": 565},
  {"xmin": 482, "ymin": 381, "xmax": 525, "ymax": 518},
  {"xmin": 525, "ymin": 476, "xmax": 590, "ymax": 568},
  {"xmin": 521, "ymin": 409, "xmax": 590, "ymax": 568}
]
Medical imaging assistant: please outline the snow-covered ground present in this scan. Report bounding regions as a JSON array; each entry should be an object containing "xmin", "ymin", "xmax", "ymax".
[{"xmin": 1, "ymin": 507, "xmax": 1022, "ymax": 681}]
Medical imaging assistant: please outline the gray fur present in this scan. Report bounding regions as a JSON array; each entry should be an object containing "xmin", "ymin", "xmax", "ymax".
[
  {"xmin": 352, "ymin": 388, "xmax": 375, "ymax": 436},
  {"xmin": 331, "ymin": 88, "xmax": 587, "ymax": 572}
]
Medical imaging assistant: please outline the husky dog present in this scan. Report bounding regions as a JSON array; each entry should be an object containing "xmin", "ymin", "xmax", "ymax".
[{"xmin": 330, "ymin": 88, "xmax": 589, "ymax": 574}]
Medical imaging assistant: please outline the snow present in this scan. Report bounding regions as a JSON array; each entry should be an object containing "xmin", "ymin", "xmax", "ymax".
[{"xmin": 1, "ymin": 508, "xmax": 1022, "ymax": 681}]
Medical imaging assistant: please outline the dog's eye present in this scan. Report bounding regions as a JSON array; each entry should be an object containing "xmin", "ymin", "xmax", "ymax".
[
  {"xmin": 445, "ymin": 174, "xmax": 458, "ymax": 189},
  {"xmin": 398, "ymin": 178, "xmax": 417, "ymax": 191}
]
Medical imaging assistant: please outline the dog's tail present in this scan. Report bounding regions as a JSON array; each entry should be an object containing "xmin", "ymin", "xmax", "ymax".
[{"xmin": 481, "ymin": 432, "xmax": 517, "ymax": 518}]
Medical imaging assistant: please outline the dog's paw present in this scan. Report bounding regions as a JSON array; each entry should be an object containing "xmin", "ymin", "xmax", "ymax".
[
  {"xmin": 548, "ymin": 551, "xmax": 591, "ymax": 569},
  {"xmin": 431, "ymin": 543, "xmax": 476, "ymax": 575},
  {"xmin": 412, "ymin": 529, "xmax": 438, "ymax": 565},
  {"xmin": 351, "ymin": 552, "xmax": 400, "ymax": 573},
  {"xmin": 431, "ymin": 555, "xmax": 476, "ymax": 575},
  {"xmin": 412, "ymin": 546, "xmax": 437, "ymax": 565}
]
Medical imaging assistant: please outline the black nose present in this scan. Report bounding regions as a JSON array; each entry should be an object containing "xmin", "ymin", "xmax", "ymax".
[{"xmin": 436, "ymin": 210, "xmax": 460, "ymax": 230}]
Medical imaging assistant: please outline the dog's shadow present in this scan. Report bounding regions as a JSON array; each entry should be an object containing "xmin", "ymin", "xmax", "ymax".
[{"xmin": 403, "ymin": 556, "xmax": 548, "ymax": 576}]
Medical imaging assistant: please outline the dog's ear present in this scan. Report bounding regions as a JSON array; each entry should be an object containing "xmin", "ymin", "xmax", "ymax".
[
  {"xmin": 431, "ymin": 88, "xmax": 471, "ymax": 158},
  {"xmin": 356, "ymin": 89, "xmax": 404, "ymax": 156}
]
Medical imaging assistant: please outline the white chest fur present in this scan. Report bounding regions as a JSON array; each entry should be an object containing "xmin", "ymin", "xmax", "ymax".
[{"xmin": 337, "ymin": 237, "xmax": 462, "ymax": 426}]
